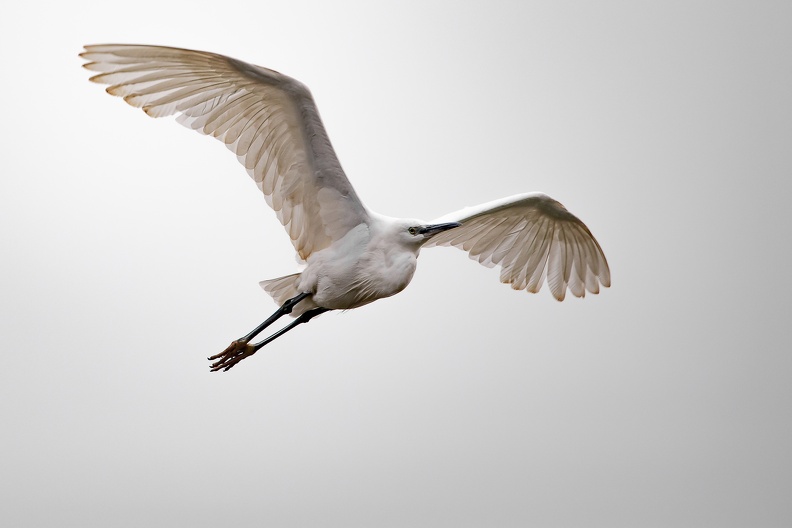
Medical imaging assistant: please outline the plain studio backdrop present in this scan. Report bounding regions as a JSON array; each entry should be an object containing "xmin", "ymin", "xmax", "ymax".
[{"xmin": 1, "ymin": 1, "xmax": 790, "ymax": 527}]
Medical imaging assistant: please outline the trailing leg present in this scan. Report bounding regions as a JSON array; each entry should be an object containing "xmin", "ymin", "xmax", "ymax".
[
  {"xmin": 208, "ymin": 298, "xmax": 330, "ymax": 372},
  {"xmin": 208, "ymin": 292, "xmax": 313, "ymax": 372},
  {"xmin": 240, "ymin": 292, "xmax": 310, "ymax": 343},
  {"xmin": 250, "ymin": 307, "xmax": 330, "ymax": 352}
]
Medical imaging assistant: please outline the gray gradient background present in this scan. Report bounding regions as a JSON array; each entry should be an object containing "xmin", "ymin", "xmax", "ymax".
[{"xmin": 2, "ymin": 1, "xmax": 790, "ymax": 527}]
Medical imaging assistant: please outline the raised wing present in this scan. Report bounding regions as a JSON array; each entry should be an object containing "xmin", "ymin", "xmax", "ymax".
[
  {"xmin": 425, "ymin": 193, "xmax": 610, "ymax": 300},
  {"xmin": 81, "ymin": 44, "xmax": 369, "ymax": 260}
]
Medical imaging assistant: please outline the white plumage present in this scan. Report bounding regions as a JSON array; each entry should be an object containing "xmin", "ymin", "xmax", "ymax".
[
  {"xmin": 426, "ymin": 193, "xmax": 610, "ymax": 301},
  {"xmin": 81, "ymin": 44, "xmax": 610, "ymax": 371}
]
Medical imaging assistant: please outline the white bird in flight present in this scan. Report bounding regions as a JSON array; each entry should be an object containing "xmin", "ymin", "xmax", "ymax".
[{"xmin": 81, "ymin": 44, "xmax": 610, "ymax": 372}]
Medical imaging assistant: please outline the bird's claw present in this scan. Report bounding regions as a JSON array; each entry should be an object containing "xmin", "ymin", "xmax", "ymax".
[{"xmin": 208, "ymin": 340, "xmax": 256, "ymax": 372}]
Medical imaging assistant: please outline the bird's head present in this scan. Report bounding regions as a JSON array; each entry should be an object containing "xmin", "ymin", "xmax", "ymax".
[{"xmin": 390, "ymin": 219, "xmax": 462, "ymax": 248}]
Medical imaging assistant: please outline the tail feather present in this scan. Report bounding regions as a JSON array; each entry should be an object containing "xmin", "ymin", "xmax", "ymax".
[{"xmin": 259, "ymin": 273, "xmax": 316, "ymax": 316}]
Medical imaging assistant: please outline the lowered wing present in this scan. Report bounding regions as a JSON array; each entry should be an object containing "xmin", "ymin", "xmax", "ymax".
[{"xmin": 425, "ymin": 193, "xmax": 610, "ymax": 300}]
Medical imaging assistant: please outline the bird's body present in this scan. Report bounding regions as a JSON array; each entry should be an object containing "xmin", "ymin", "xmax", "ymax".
[
  {"xmin": 81, "ymin": 44, "xmax": 610, "ymax": 371},
  {"xmin": 290, "ymin": 215, "xmax": 422, "ymax": 313}
]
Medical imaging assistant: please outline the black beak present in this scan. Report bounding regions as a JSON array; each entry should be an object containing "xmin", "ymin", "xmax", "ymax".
[{"xmin": 418, "ymin": 222, "xmax": 462, "ymax": 236}]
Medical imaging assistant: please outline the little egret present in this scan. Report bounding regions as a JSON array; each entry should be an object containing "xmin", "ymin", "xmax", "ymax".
[{"xmin": 81, "ymin": 44, "xmax": 610, "ymax": 372}]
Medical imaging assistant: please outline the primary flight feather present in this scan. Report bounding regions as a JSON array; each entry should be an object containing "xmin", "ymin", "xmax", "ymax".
[{"xmin": 81, "ymin": 44, "xmax": 610, "ymax": 371}]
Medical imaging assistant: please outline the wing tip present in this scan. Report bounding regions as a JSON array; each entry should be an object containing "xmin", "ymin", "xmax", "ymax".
[{"xmin": 502, "ymin": 272, "xmax": 611, "ymax": 301}]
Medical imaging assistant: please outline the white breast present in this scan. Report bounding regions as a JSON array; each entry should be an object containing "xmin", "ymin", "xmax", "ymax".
[{"xmin": 299, "ymin": 222, "xmax": 419, "ymax": 310}]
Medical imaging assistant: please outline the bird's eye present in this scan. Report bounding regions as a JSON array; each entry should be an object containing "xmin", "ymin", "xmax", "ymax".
[{"xmin": 408, "ymin": 227, "xmax": 418, "ymax": 235}]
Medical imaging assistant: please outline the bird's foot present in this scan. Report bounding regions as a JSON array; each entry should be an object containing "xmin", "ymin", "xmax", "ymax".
[{"xmin": 208, "ymin": 340, "xmax": 256, "ymax": 372}]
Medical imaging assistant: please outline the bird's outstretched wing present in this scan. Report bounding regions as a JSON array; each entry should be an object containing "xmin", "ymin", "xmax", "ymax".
[
  {"xmin": 425, "ymin": 193, "xmax": 610, "ymax": 300},
  {"xmin": 81, "ymin": 44, "xmax": 369, "ymax": 261}
]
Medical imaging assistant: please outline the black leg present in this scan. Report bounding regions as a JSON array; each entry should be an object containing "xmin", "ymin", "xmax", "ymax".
[
  {"xmin": 251, "ymin": 307, "xmax": 330, "ymax": 351},
  {"xmin": 240, "ymin": 292, "xmax": 311, "ymax": 343},
  {"xmin": 208, "ymin": 294, "xmax": 328, "ymax": 372}
]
